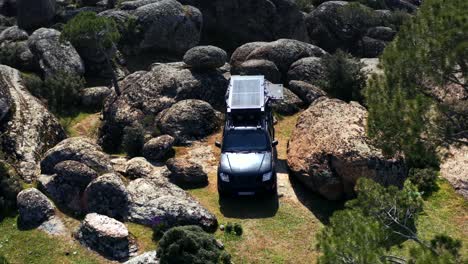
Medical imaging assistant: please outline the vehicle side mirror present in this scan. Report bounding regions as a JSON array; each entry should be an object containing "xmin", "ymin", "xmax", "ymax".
[
  {"xmin": 215, "ymin": 141, "xmax": 221, "ymax": 148},
  {"xmin": 272, "ymin": 140, "xmax": 279, "ymax": 147}
]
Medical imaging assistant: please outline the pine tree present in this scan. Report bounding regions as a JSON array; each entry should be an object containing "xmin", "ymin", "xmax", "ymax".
[{"xmin": 364, "ymin": 0, "xmax": 468, "ymax": 168}]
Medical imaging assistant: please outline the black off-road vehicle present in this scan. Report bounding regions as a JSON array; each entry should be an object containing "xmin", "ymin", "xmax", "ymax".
[{"xmin": 215, "ymin": 76, "xmax": 283, "ymax": 196}]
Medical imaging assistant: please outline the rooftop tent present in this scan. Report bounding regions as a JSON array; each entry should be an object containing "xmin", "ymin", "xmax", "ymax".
[
  {"xmin": 227, "ymin": 75, "xmax": 283, "ymax": 113},
  {"xmin": 228, "ymin": 75, "xmax": 265, "ymax": 112}
]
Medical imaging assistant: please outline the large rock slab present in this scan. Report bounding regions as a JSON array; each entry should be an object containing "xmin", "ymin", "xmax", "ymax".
[
  {"xmin": 287, "ymin": 98, "xmax": 406, "ymax": 200},
  {"xmin": 0, "ymin": 65, "xmax": 65, "ymax": 182},
  {"xmin": 440, "ymin": 144, "xmax": 468, "ymax": 199},
  {"xmin": 156, "ymin": 99, "xmax": 220, "ymax": 143},
  {"xmin": 75, "ymin": 213, "xmax": 138, "ymax": 261},
  {"xmin": 178, "ymin": 0, "xmax": 309, "ymax": 50},
  {"xmin": 99, "ymin": 63, "xmax": 227, "ymax": 151},
  {"xmin": 183, "ymin": 45, "xmax": 227, "ymax": 69},
  {"xmin": 17, "ymin": 0, "xmax": 56, "ymax": 30},
  {"xmin": 41, "ymin": 137, "xmax": 113, "ymax": 175},
  {"xmin": 230, "ymin": 39, "xmax": 326, "ymax": 82},
  {"xmin": 17, "ymin": 188, "xmax": 55, "ymax": 228},
  {"xmin": 166, "ymin": 157, "xmax": 208, "ymax": 188},
  {"xmin": 127, "ymin": 178, "xmax": 218, "ymax": 232},
  {"xmin": 84, "ymin": 173, "xmax": 130, "ymax": 220},
  {"xmin": 133, "ymin": 0, "xmax": 202, "ymax": 54},
  {"xmin": 0, "ymin": 26, "xmax": 36, "ymax": 71},
  {"xmin": 27, "ymin": 28, "xmax": 85, "ymax": 79}
]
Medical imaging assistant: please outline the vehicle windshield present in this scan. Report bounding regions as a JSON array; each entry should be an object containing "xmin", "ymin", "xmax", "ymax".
[{"xmin": 222, "ymin": 129, "xmax": 270, "ymax": 152}]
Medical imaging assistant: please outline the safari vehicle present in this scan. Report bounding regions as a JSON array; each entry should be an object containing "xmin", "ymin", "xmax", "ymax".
[{"xmin": 215, "ymin": 76, "xmax": 283, "ymax": 196}]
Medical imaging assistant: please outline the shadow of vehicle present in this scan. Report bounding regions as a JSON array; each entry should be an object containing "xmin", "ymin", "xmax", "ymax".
[{"xmin": 219, "ymin": 194, "xmax": 279, "ymax": 219}]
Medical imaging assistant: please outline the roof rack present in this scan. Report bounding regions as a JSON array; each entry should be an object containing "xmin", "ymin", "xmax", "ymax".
[{"xmin": 226, "ymin": 75, "xmax": 283, "ymax": 113}]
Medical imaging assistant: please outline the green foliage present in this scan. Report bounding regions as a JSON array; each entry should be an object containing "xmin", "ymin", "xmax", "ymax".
[
  {"xmin": 121, "ymin": 123, "xmax": 145, "ymax": 157},
  {"xmin": 21, "ymin": 73, "xmax": 44, "ymax": 99},
  {"xmin": 408, "ymin": 235, "xmax": 464, "ymax": 264},
  {"xmin": 219, "ymin": 252, "xmax": 231, "ymax": 264},
  {"xmin": 225, "ymin": 222, "xmax": 233, "ymax": 234},
  {"xmin": 157, "ymin": 225, "xmax": 227, "ymax": 264},
  {"xmin": 338, "ymin": 2, "xmax": 379, "ymax": 37},
  {"xmin": 233, "ymin": 223, "xmax": 243, "ymax": 236},
  {"xmin": 295, "ymin": 0, "xmax": 313, "ymax": 12},
  {"xmin": 364, "ymin": 0, "xmax": 468, "ymax": 168},
  {"xmin": 0, "ymin": 255, "xmax": 8, "ymax": 264},
  {"xmin": 321, "ymin": 50, "xmax": 366, "ymax": 102},
  {"xmin": 349, "ymin": 178, "xmax": 424, "ymax": 243},
  {"xmin": 43, "ymin": 72, "xmax": 85, "ymax": 114},
  {"xmin": 0, "ymin": 43, "xmax": 22, "ymax": 67},
  {"xmin": 61, "ymin": 11, "xmax": 120, "ymax": 51},
  {"xmin": 0, "ymin": 161, "xmax": 21, "ymax": 221},
  {"xmin": 357, "ymin": 0, "xmax": 388, "ymax": 9},
  {"xmin": 317, "ymin": 209, "xmax": 387, "ymax": 264},
  {"xmin": 383, "ymin": 10, "xmax": 412, "ymax": 31},
  {"xmin": 408, "ymin": 168, "xmax": 439, "ymax": 196}
]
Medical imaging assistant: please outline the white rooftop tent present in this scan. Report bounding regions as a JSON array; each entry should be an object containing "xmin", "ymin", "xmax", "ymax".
[{"xmin": 227, "ymin": 75, "xmax": 283, "ymax": 113}]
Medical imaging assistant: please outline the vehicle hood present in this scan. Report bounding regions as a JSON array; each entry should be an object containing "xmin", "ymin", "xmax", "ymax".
[{"xmin": 220, "ymin": 152, "xmax": 272, "ymax": 175}]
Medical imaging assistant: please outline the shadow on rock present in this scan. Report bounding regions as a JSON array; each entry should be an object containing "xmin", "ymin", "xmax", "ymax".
[{"xmin": 219, "ymin": 195, "xmax": 279, "ymax": 219}]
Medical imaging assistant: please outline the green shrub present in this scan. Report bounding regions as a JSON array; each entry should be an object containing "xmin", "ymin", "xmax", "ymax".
[
  {"xmin": 295, "ymin": 0, "xmax": 313, "ymax": 12},
  {"xmin": 21, "ymin": 73, "xmax": 44, "ymax": 99},
  {"xmin": 43, "ymin": 72, "xmax": 85, "ymax": 114},
  {"xmin": 338, "ymin": 2, "xmax": 379, "ymax": 38},
  {"xmin": 219, "ymin": 252, "xmax": 232, "ymax": 264},
  {"xmin": 225, "ymin": 222, "xmax": 233, "ymax": 234},
  {"xmin": 0, "ymin": 43, "xmax": 22, "ymax": 67},
  {"xmin": 0, "ymin": 160, "xmax": 22, "ymax": 221},
  {"xmin": 61, "ymin": 11, "xmax": 120, "ymax": 51},
  {"xmin": 357, "ymin": 0, "xmax": 388, "ymax": 9},
  {"xmin": 408, "ymin": 168, "xmax": 439, "ymax": 196},
  {"xmin": 0, "ymin": 255, "xmax": 9, "ymax": 264},
  {"xmin": 383, "ymin": 10, "xmax": 411, "ymax": 30},
  {"xmin": 233, "ymin": 223, "xmax": 243, "ymax": 236},
  {"xmin": 157, "ymin": 225, "xmax": 227, "ymax": 264},
  {"xmin": 121, "ymin": 123, "xmax": 145, "ymax": 157},
  {"xmin": 320, "ymin": 50, "xmax": 366, "ymax": 102}
]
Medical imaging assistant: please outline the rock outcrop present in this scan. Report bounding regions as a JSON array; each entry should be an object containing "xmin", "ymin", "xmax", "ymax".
[
  {"xmin": 287, "ymin": 80, "xmax": 327, "ymax": 105},
  {"xmin": 84, "ymin": 173, "xmax": 130, "ymax": 220},
  {"xmin": 156, "ymin": 99, "xmax": 220, "ymax": 143},
  {"xmin": 27, "ymin": 28, "xmax": 85, "ymax": 79},
  {"xmin": 124, "ymin": 251, "xmax": 159, "ymax": 264},
  {"xmin": 271, "ymin": 87, "xmax": 304, "ymax": 115},
  {"xmin": 142, "ymin": 135, "xmax": 175, "ymax": 161},
  {"xmin": 0, "ymin": 26, "xmax": 36, "ymax": 71},
  {"xmin": 183, "ymin": 45, "xmax": 227, "ymax": 69},
  {"xmin": 230, "ymin": 39, "xmax": 327, "ymax": 83},
  {"xmin": 99, "ymin": 63, "xmax": 227, "ymax": 150},
  {"xmin": 127, "ymin": 177, "xmax": 218, "ymax": 232},
  {"xmin": 440, "ymin": 144, "xmax": 468, "ymax": 199},
  {"xmin": 166, "ymin": 158, "xmax": 208, "ymax": 187},
  {"xmin": 287, "ymin": 98, "xmax": 406, "ymax": 200},
  {"xmin": 41, "ymin": 137, "xmax": 113, "ymax": 175},
  {"xmin": 0, "ymin": 65, "xmax": 65, "ymax": 182},
  {"xmin": 17, "ymin": 188, "xmax": 55, "ymax": 228},
  {"xmin": 80, "ymin": 86, "xmax": 112, "ymax": 109},
  {"xmin": 17, "ymin": 0, "xmax": 56, "ymax": 30},
  {"xmin": 178, "ymin": 0, "xmax": 309, "ymax": 50},
  {"xmin": 131, "ymin": 0, "xmax": 202, "ymax": 54},
  {"xmin": 75, "ymin": 213, "xmax": 138, "ymax": 261}
]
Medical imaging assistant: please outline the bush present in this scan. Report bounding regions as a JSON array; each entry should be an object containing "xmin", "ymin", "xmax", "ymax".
[
  {"xmin": 0, "ymin": 160, "xmax": 22, "ymax": 221},
  {"xmin": 320, "ymin": 50, "xmax": 366, "ymax": 102},
  {"xmin": 233, "ymin": 223, "xmax": 243, "ymax": 236},
  {"xmin": 43, "ymin": 72, "xmax": 85, "ymax": 114},
  {"xmin": 224, "ymin": 222, "xmax": 233, "ymax": 234},
  {"xmin": 0, "ymin": 255, "xmax": 8, "ymax": 264},
  {"xmin": 295, "ymin": 0, "xmax": 313, "ymax": 12},
  {"xmin": 157, "ymin": 225, "xmax": 228, "ymax": 264},
  {"xmin": 21, "ymin": 72, "xmax": 44, "ymax": 99},
  {"xmin": 61, "ymin": 11, "xmax": 120, "ymax": 51},
  {"xmin": 121, "ymin": 123, "xmax": 145, "ymax": 157},
  {"xmin": 0, "ymin": 43, "xmax": 22, "ymax": 67},
  {"xmin": 408, "ymin": 168, "xmax": 439, "ymax": 196},
  {"xmin": 219, "ymin": 252, "xmax": 231, "ymax": 264}
]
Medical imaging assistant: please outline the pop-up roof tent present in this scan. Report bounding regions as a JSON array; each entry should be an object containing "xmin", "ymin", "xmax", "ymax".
[{"xmin": 226, "ymin": 75, "xmax": 283, "ymax": 113}]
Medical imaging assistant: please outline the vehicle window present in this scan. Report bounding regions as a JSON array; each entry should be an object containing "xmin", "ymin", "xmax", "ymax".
[{"xmin": 222, "ymin": 130, "xmax": 270, "ymax": 152}]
